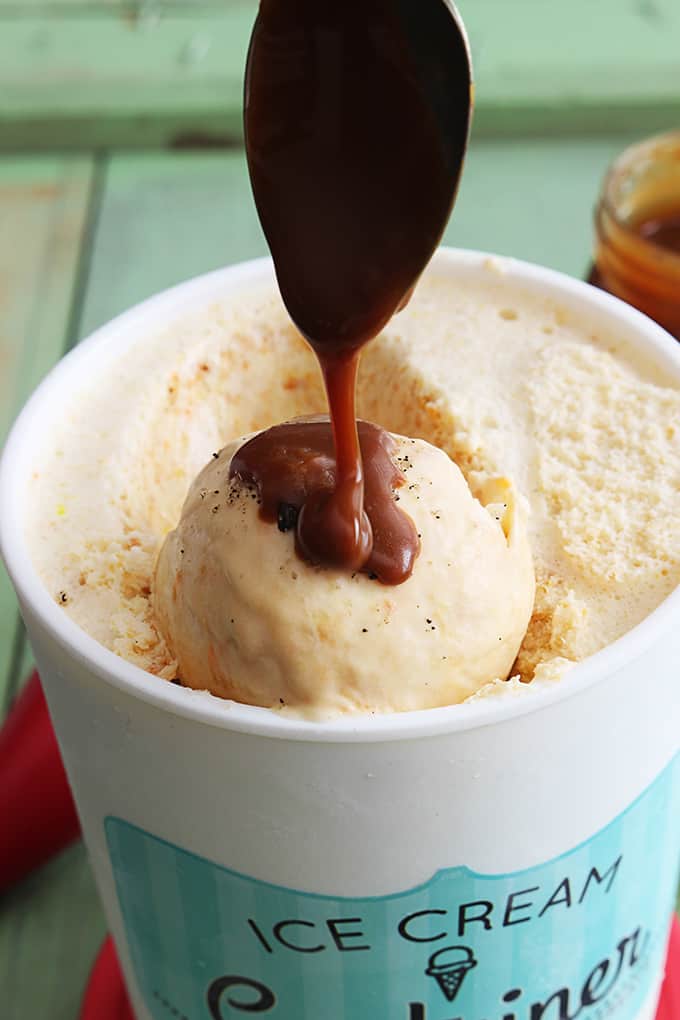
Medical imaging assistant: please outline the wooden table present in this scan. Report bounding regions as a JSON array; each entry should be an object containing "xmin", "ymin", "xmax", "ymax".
[{"xmin": 1, "ymin": 2, "xmax": 679, "ymax": 1017}]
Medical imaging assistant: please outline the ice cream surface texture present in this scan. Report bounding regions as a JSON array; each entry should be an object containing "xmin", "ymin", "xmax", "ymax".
[
  {"xmin": 25, "ymin": 257, "xmax": 680, "ymax": 713},
  {"xmin": 154, "ymin": 432, "xmax": 534, "ymax": 714}
]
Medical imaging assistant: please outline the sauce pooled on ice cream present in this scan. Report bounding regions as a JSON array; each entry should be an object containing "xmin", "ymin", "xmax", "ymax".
[
  {"xmin": 231, "ymin": 420, "xmax": 418, "ymax": 585},
  {"xmin": 234, "ymin": 0, "xmax": 471, "ymax": 582}
]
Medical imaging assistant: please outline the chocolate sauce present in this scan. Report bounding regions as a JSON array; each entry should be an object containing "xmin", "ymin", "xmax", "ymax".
[
  {"xmin": 231, "ymin": 419, "xmax": 418, "ymax": 585},
  {"xmin": 242, "ymin": 0, "xmax": 471, "ymax": 581},
  {"xmin": 637, "ymin": 211, "xmax": 680, "ymax": 255}
]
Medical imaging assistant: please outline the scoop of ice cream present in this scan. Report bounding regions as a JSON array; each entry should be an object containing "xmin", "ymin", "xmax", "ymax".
[{"xmin": 153, "ymin": 431, "xmax": 535, "ymax": 716}]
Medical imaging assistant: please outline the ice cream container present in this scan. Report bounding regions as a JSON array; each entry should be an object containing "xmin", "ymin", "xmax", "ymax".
[{"xmin": 1, "ymin": 250, "xmax": 678, "ymax": 1020}]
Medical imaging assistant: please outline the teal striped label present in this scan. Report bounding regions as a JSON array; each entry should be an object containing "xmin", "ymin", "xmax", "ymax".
[{"xmin": 106, "ymin": 754, "xmax": 679, "ymax": 1020}]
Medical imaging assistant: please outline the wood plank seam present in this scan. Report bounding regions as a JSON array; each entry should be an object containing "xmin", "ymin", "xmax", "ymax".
[{"xmin": 62, "ymin": 153, "xmax": 109, "ymax": 354}]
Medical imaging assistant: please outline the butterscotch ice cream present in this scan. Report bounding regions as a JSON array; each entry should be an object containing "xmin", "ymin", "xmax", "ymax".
[
  {"xmin": 154, "ymin": 434, "xmax": 534, "ymax": 713},
  {"xmin": 26, "ymin": 257, "xmax": 680, "ymax": 713}
]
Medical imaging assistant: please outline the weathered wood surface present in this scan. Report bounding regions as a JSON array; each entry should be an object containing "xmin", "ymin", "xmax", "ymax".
[
  {"xmin": 0, "ymin": 156, "xmax": 103, "ymax": 1020},
  {"xmin": 80, "ymin": 135, "xmax": 643, "ymax": 334},
  {"xmin": 0, "ymin": 4, "xmax": 255, "ymax": 149},
  {"xmin": 0, "ymin": 156, "xmax": 95, "ymax": 715},
  {"xmin": 1, "ymin": 0, "xmax": 679, "ymax": 148},
  {"xmin": 0, "ymin": 844, "xmax": 106, "ymax": 1020}
]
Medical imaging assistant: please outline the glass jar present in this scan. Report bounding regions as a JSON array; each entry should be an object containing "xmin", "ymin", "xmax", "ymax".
[{"xmin": 591, "ymin": 130, "xmax": 680, "ymax": 339}]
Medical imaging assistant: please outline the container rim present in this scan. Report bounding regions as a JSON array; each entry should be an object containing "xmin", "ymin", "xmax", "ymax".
[{"xmin": 1, "ymin": 247, "xmax": 679, "ymax": 743}]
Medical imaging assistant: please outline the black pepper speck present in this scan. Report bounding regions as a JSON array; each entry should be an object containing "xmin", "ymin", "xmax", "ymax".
[{"xmin": 277, "ymin": 502, "xmax": 299, "ymax": 532}]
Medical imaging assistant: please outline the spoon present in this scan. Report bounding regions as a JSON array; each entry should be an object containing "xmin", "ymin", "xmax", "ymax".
[
  {"xmin": 242, "ymin": 0, "xmax": 474, "ymax": 577},
  {"xmin": 244, "ymin": 0, "xmax": 474, "ymax": 352}
]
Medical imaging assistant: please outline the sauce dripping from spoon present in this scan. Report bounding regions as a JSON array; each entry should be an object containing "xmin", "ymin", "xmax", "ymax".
[{"xmin": 237, "ymin": 0, "xmax": 472, "ymax": 582}]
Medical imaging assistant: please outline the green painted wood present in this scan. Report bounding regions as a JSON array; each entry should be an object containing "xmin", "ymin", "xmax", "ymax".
[
  {"xmin": 449, "ymin": 131, "xmax": 653, "ymax": 273},
  {"xmin": 0, "ymin": 156, "xmax": 96, "ymax": 715},
  {"xmin": 78, "ymin": 150, "xmax": 266, "ymax": 337},
  {"xmin": 1, "ymin": 1, "xmax": 679, "ymax": 149},
  {"xmin": 0, "ymin": 7, "xmax": 255, "ymax": 150},
  {"xmin": 458, "ymin": 0, "xmax": 680, "ymax": 135},
  {"xmin": 0, "ymin": 843, "xmax": 106, "ymax": 1020},
  {"xmin": 0, "ymin": 1, "xmax": 117, "ymax": 9},
  {"xmin": 0, "ymin": 158, "xmax": 103, "ymax": 1020},
  {"xmin": 80, "ymin": 134, "xmax": 638, "ymax": 336},
  {"xmin": 0, "ymin": 1, "xmax": 226, "ymax": 9}
]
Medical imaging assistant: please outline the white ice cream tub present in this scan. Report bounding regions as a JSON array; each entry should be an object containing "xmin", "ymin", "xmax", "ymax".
[{"xmin": 1, "ymin": 250, "xmax": 678, "ymax": 1020}]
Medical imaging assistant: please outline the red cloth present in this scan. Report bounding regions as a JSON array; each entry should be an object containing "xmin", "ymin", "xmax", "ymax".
[
  {"xmin": 656, "ymin": 917, "xmax": 680, "ymax": 1020},
  {"xmin": 80, "ymin": 937, "xmax": 135, "ymax": 1020},
  {"xmin": 0, "ymin": 671, "xmax": 80, "ymax": 890}
]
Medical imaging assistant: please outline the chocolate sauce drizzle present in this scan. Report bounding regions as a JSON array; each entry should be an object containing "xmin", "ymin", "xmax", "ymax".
[
  {"xmin": 231, "ymin": 419, "xmax": 418, "ymax": 585},
  {"xmin": 240, "ymin": 0, "xmax": 470, "ymax": 583}
]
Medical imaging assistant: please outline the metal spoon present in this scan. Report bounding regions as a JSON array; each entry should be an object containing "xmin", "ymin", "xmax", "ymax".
[
  {"xmin": 244, "ymin": 0, "xmax": 474, "ymax": 350},
  {"xmin": 243, "ymin": 0, "xmax": 474, "ymax": 575}
]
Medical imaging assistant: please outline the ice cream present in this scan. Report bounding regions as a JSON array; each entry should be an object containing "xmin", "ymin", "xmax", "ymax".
[
  {"xmin": 24, "ymin": 257, "xmax": 680, "ymax": 712},
  {"xmin": 153, "ymin": 429, "xmax": 534, "ymax": 714},
  {"xmin": 358, "ymin": 269, "xmax": 680, "ymax": 684}
]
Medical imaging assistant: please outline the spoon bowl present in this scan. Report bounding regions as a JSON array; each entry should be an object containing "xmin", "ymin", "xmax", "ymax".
[{"xmin": 244, "ymin": 0, "xmax": 474, "ymax": 351}]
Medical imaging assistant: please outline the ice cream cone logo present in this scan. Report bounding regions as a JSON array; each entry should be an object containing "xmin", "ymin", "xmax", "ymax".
[{"xmin": 425, "ymin": 945, "xmax": 477, "ymax": 1003}]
